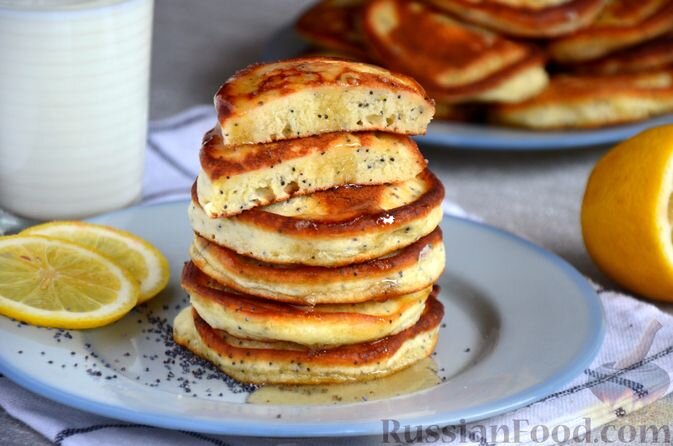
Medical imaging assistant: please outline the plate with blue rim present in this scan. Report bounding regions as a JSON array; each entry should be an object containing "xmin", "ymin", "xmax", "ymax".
[
  {"xmin": 262, "ymin": 25, "xmax": 673, "ymax": 151},
  {"xmin": 0, "ymin": 200, "xmax": 604, "ymax": 437}
]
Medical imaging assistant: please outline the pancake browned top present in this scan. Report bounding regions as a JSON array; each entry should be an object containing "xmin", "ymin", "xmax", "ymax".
[
  {"xmin": 193, "ymin": 295, "xmax": 444, "ymax": 367},
  {"xmin": 491, "ymin": 70, "xmax": 673, "ymax": 128},
  {"xmin": 573, "ymin": 35, "xmax": 673, "ymax": 74},
  {"xmin": 215, "ymin": 57, "xmax": 430, "ymax": 123},
  {"xmin": 192, "ymin": 169, "xmax": 444, "ymax": 237},
  {"xmin": 199, "ymin": 128, "xmax": 423, "ymax": 181},
  {"xmin": 192, "ymin": 227, "xmax": 443, "ymax": 289},
  {"xmin": 423, "ymin": 51, "xmax": 546, "ymax": 103},
  {"xmin": 549, "ymin": 0, "xmax": 673, "ymax": 62},
  {"xmin": 182, "ymin": 261, "xmax": 433, "ymax": 324},
  {"xmin": 592, "ymin": 0, "xmax": 667, "ymax": 26},
  {"xmin": 362, "ymin": 0, "xmax": 530, "ymax": 89},
  {"xmin": 478, "ymin": 0, "xmax": 573, "ymax": 7},
  {"xmin": 425, "ymin": 0, "xmax": 607, "ymax": 38},
  {"xmin": 497, "ymin": 71, "xmax": 673, "ymax": 108},
  {"xmin": 295, "ymin": 0, "xmax": 366, "ymax": 58}
]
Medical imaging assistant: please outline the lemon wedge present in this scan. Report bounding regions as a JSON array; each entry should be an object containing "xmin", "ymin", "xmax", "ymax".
[
  {"xmin": 0, "ymin": 235, "xmax": 138, "ymax": 328},
  {"xmin": 582, "ymin": 124, "xmax": 673, "ymax": 302},
  {"xmin": 22, "ymin": 221, "xmax": 169, "ymax": 303}
]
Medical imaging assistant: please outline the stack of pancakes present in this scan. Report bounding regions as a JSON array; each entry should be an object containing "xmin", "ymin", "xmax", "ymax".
[
  {"xmin": 174, "ymin": 57, "xmax": 447, "ymax": 385},
  {"xmin": 296, "ymin": 0, "xmax": 673, "ymax": 129}
]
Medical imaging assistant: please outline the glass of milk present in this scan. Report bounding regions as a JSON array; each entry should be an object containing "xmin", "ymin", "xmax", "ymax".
[{"xmin": 0, "ymin": 0, "xmax": 153, "ymax": 220}]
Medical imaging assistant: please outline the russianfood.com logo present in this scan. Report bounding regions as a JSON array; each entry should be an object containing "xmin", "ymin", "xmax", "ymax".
[{"xmin": 380, "ymin": 417, "xmax": 672, "ymax": 444}]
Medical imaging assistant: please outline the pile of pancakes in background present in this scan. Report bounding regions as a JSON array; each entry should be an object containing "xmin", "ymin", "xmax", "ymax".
[
  {"xmin": 174, "ymin": 57, "xmax": 448, "ymax": 384},
  {"xmin": 296, "ymin": 0, "xmax": 673, "ymax": 129}
]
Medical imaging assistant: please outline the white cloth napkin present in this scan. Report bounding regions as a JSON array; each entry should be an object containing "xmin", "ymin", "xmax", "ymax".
[{"xmin": 1, "ymin": 107, "xmax": 672, "ymax": 446}]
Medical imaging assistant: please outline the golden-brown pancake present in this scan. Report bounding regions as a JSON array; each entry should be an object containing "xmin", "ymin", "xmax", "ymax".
[
  {"xmin": 190, "ymin": 170, "xmax": 444, "ymax": 266},
  {"xmin": 364, "ymin": 0, "xmax": 528, "ymax": 88},
  {"xmin": 182, "ymin": 261, "xmax": 433, "ymax": 347},
  {"xmin": 299, "ymin": 48, "xmax": 369, "ymax": 62},
  {"xmin": 172, "ymin": 295, "xmax": 444, "ymax": 384},
  {"xmin": 362, "ymin": 0, "xmax": 548, "ymax": 103},
  {"xmin": 425, "ymin": 0, "xmax": 607, "ymax": 38},
  {"xmin": 215, "ymin": 57, "xmax": 435, "ymax": 146},
  {"xmin": 477, "ymin": 0, "xmax": 573, "ymax": 6},
  {"xmin": 196, "ymin": 129, "xmax": 426, "ymax": 218},
  {"xmin": 434, "ymin": 102, "xmax": 484, "ymax": 122},
  {"xmin": 295, "ymin": 0, "xmax": 367, "ymax": 58},
  {"xmin": 549, "ymin": 0, "xmax": 673, "ymax": 62},
  {"xmin": 490, "ymin": 70, "xmax": 673, "ymax": 129},
  {"xmin": 425, "ymin": 52, "xmax": 548, "ymax": 104},
  {"xmin": 189, "ymin": 228, "xmax": 445, "ymax": 305},
  {"xmin": 572, "ymin": 35, "xmax": 673, "ymax": 74}
]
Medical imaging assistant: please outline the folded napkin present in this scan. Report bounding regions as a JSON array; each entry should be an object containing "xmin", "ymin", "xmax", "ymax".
[{"xmin": 1, "ymin": 107, "xmax": 672, "ymax": 446}]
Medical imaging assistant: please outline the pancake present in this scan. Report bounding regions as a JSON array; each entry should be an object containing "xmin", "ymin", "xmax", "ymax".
[
  {"xmin": 196, "ymin": 129, "xmax": 426, "ymax": 218},
  {"xmin": 434, "ymin": 102, "xmax": 484, "ymax": 122},
  {"xmin": 190, "ymin": 170, "xmax": 444, "ymax": 266},
  {"xmin": 490, "ymin": 71, "xmax": 673, "ymax": 129},
  {"xmin": 189, "ymin": 228, "xmax": 445, "ymax": 305},
  {"xmin": 572, "ymin": 35, "xmax": 673, "ymax": 74},
  {"xmin": 426, "ymin": 54, "xmax": 548, "ymax": 104},
  {"xmin": 363, "ymin": 0, "xmax": 529, "ymax": 88},
  {"xmin": 362, "ymin": 0, "xmax": 548, "ymax": 104},
  {"xmin": 549, "ymin": 0, "xmax": 673, "ymax": 62},
  {"xmin": 425, "ymin": 0, "xmax": 607, "ymax": 38},
  {"xmin": 479, "ymin": 0, "xmax": 574, "ymax": 7},
  {"xmin": 300, "ymin": 48, "xmax": 369, "ymax": 62},
  {"xmin": 172, "ymin": 296, "xmax": 443, "ymax": 384},
  {"xmin": 182, "ymin": 261, "xmax": 433, "ymax": 347},
  {"xmin": 295, "ymin": 0, "xmax": 366, "ymax": 58},
  {"xmin": 215, "ymin": 57, "xmax": 435, "ymax": 145}
]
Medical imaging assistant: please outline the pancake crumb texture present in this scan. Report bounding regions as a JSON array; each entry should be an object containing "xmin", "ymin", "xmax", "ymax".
[
  {"xmin": 197, "ymin": 131, "xmax": 426, "ymax": 217},
  {"xmin": 215, "ymin": 58, "xmax": 434, "ymax": 146},
  {"xmin": 190, "ymin": 170, "xmax": 444, "ymax": 266}
]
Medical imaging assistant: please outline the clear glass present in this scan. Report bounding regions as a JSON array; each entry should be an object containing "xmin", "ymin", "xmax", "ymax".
[{"xmin": 0, "ymin": 0, "xmax": 154, "ymax": 219}]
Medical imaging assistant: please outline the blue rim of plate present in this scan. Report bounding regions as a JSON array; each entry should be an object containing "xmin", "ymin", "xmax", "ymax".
[
  {"xmin": 262, "ymin": 24, "xmax": 673, "ymax": 151},
  {"xmin": 0, "ymin": 200, "xmax": 605, "ymax": 437}
]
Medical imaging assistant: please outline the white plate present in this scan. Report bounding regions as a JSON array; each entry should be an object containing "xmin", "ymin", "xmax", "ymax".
[
  {"xmin": 0, "ymin": 201, "xmax": 604, "ymax": 437},
  {"xmin": 262, "ymin": 25, "xmax": 673, "ymax": 151}
]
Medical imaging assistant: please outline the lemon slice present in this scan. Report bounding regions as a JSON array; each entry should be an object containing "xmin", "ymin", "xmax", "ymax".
[
  {"xmin": 22, "ymin": 222, "xmax": 169, "ymax": 303},
  {"xmin": 582, "ymin": 124, "xmax": 673, "ymax": 302},
  {"xmin": 0, "ymin": 235, "xmax": 138, "ymax": 328}
]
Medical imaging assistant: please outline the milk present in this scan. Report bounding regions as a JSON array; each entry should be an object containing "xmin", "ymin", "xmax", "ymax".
[{"xmin": 0, "ymin": 0, "xmax": 153, "ymax": 219}]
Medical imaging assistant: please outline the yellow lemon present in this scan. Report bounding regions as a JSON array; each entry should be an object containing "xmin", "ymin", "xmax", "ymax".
[
  {"xmin": 22, "ymin": 221, "xmax": 169, "ymax": 303},
  {"xmin": 0, "ymin": 235, "xmax": 138, "ymax": 328},
  {"xmin": 582, "ymin": 124, "xmax": 673, "ymax": 302}
]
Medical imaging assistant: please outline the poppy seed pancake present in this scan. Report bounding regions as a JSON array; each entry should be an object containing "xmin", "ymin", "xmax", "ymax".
[
  {"xmin": 172, "ymin": 296, "xmax": 443, "ymax": 385},
  {"xmin": 182, "ymin": 261, "xmax": 433, "ymax": 347},
  {"xmin": 190, "ymin": 170, "xmax": 444, "ymax": 266},
  {"xmin": 197, "ymin": 129, "xmax": 426, "ymax": 218},
  {"xmin": 214, "ymin": 57, "xmax": 435, "ymax": 146},
  {"xmin": 189, "ymin": 228, "xmax": 445, "ymax": 305}
]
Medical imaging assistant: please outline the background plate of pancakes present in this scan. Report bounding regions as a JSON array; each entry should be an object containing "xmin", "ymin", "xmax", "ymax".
[
  {"xmin": 265, "ymin": 0, "xmax": 673, "ymax": 150},
  {"xmin": 0, "ymin": 201, "xmax": 604, "ymax": 436}
]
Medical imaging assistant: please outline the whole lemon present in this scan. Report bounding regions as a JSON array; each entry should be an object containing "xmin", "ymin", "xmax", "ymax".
[{"xmin": 582, "ymin": 125, "xmax": 673, "ymax": 302}]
